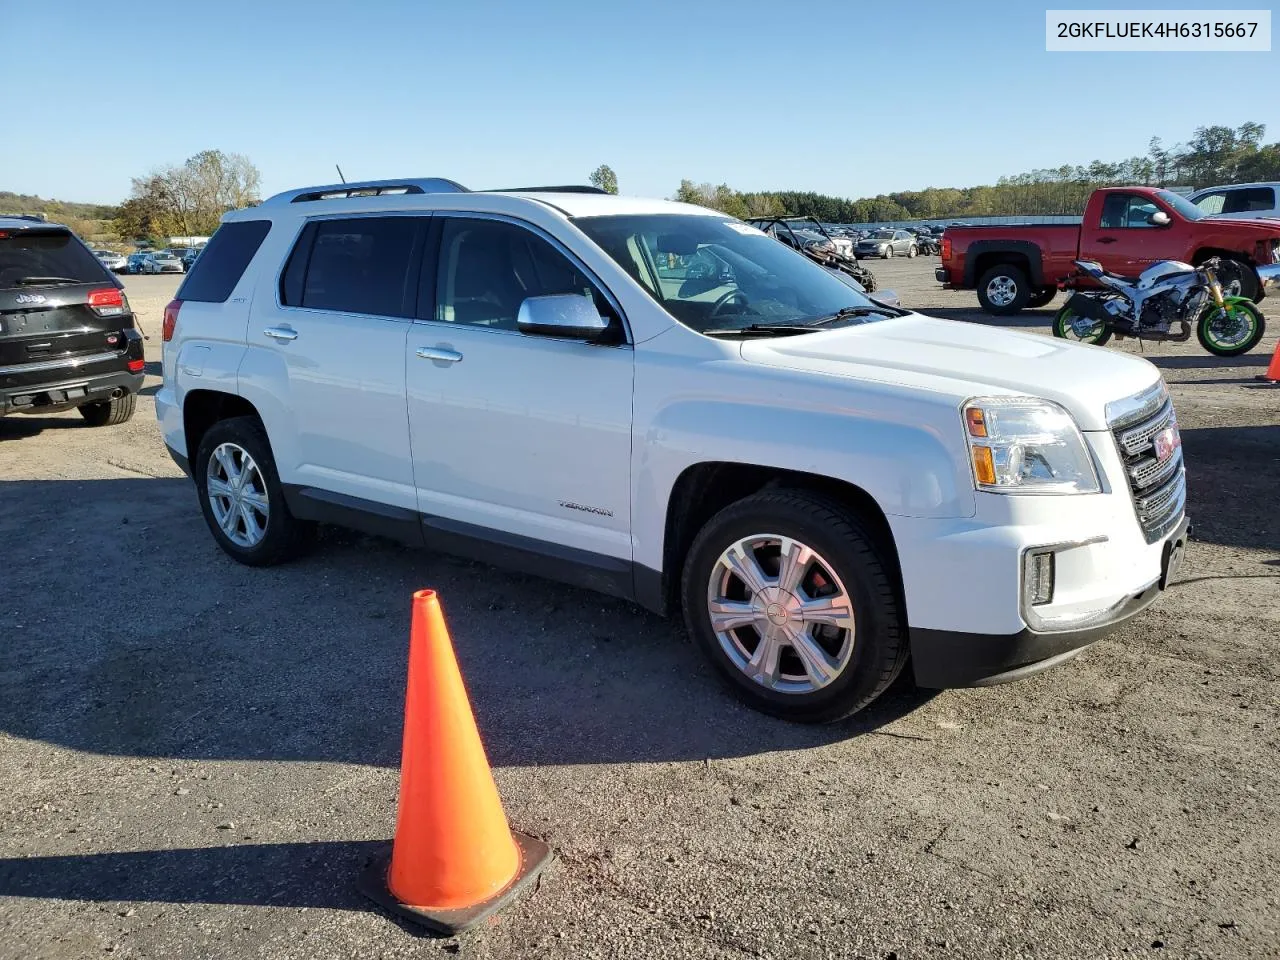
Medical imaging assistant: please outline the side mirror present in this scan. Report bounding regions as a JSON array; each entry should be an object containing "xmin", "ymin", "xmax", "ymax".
[
  {"xmin": 517, "ymin": 294, "xmax": 609, "ymax": 340},
  {"xmin": 1148, "ymin": 211, "xmax": 1171, "ymax": 226}
]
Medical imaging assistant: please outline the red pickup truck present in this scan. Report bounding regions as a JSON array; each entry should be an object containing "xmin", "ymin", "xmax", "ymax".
[{"xmin": 936, "ymin": 186, "xmax": 1280, "ymax": 314}]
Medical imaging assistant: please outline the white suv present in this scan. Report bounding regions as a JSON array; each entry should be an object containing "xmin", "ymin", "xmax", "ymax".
[{"xmin": 156, "ymin": 177, "xmax": 1188, "ymax": 722}]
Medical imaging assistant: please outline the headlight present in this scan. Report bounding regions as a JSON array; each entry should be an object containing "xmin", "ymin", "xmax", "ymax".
[{"xmin": 962, "ymin": 397, "xmax": 1099, "ymax": 494}]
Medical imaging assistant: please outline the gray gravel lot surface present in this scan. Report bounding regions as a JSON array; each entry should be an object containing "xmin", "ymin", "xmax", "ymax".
[{"xmin": 1, "ymin": 264, "xmax": 1277, "ymax": 960}]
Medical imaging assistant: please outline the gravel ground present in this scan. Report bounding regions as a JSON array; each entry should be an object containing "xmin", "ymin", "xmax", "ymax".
[{"xmin": 1, "ymin": 263, "xmax": 1277, "ymax": 960}]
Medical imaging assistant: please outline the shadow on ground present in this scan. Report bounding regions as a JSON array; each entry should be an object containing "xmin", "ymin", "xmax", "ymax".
[
  {"xmin": 0, "ymin": 478, "xmax": 936, "ymax": 773},
  {"xmin": 0, "ymin": 841, "xmax": 383, "ymax": 912}
]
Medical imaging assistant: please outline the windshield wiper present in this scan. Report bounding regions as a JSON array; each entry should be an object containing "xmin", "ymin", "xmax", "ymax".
[
  {"xmin": 702, "ymin": 324, "xmax": 817, "ymax": 337},
  {"xmin": 14, "ymin": 276, "xmax": 86, "ymax": 286},
  {"xmin": 800, "ymin": 304, "xmax": 902, "ymax": 326}
]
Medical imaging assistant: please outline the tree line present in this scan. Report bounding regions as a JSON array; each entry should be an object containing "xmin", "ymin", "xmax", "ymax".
[{"xmin": 673, "ymin": 121, "xmax": 1280, "ymax": 223}]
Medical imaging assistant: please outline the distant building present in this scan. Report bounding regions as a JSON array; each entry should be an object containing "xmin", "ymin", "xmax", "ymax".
[{"xmin": 168, "ymin": 236, "xmax": 210, "ymax": 248}]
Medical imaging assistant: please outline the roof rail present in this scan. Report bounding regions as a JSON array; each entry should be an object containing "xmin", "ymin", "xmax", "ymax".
[
  {"xmin": 261, "ymin": 177, "xmax": 470, "ymax": 206},
  {"xmin": 0, "ymin": 213, "xmax": 51, "ymax": 223},
  {"xmin": 486, "ymin": 185, "xmax": 609, "ymax": 194}
]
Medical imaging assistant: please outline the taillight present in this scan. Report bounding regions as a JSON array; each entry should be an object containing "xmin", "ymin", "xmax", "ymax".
[
  {"xmin": 87, "ymin": 287, "xmax": 125, "ymax": 317},
  {"xmin": 941, "ymin": 236, "xmax": 952, "ymax": 261},
  {"xmin": 127, "ymin": 359, "xmax": 145, "ymax": 373},
  {"xmin": 162, "ymin": 299, "xmax": 182, "ymax": 342}
]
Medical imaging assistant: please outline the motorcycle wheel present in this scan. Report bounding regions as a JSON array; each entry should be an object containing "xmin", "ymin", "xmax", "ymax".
[
  {"xmin": 1196, "ymin": 300, "xmax": 1265, "ymax": 357},
  {"xmin": 1053, "ymin": 304, "xmax": 1112, "ymax": 346}
]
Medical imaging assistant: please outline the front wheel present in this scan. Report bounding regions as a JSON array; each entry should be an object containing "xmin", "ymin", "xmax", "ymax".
[
  {"xmin": 680, "ymin": 490, "xmax": 907, "ymax": 724},
  {"xmin": 881, "ymin": 247, "xmax": 892, "ymax": 259},
  {"xmin": 1052, "ymin": 303, "xmax": 1113, "ymax": 345},
  {"xmin": 1196, "ymin": 299, "xmax": 1266, "ymax": 357},
  {"xmin": 1026, "ymin": 288, "xmax": 1057, "ymax": 309},
  {"xmin": 907, "ymin": 245, "xmax": 918, "ymax": 259}
]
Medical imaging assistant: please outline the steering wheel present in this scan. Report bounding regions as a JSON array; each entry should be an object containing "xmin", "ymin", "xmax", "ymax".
[{"xmin": 708, "ymin": 290, "xmax": 749, "ymax": 321}]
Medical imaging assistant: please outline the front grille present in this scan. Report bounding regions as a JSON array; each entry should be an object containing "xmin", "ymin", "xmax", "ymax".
[{"xmin": 1108, "ymin": 385, "xmax": 1186, "ymax": 544}]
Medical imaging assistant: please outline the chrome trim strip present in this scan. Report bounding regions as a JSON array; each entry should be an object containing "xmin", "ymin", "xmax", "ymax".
[
  {"xmin": 0, "ymin": 350, "xmax": 120, "ymax": 376},
  {"xmin": 1105, "ymin": 380, "xmax": 1168, "ymax": 429}
]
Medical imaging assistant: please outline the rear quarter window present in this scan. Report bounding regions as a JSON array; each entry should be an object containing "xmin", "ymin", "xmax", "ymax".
[
  {"xmin": 177, "ymin": 220, "xmax": 272, "ymax": 303},
  {"xmin": 0, "ymin": 229, "xmax": 110, "ymax": 289}
]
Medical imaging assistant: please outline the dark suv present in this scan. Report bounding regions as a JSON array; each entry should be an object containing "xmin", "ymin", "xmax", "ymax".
[{"xmin": 1, "ymin": 217, "xmax": 145, "ymax": 425}]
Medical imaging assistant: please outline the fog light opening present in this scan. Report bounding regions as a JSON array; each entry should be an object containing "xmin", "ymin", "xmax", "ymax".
[{"xmin": 1025, "ymin": 551, "xmax": 1056, "ymax": 606}]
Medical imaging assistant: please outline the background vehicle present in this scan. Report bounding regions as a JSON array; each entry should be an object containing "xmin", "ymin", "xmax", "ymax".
[
  {"xmin": 158, "ymin": 177, "xmax": 1185, "ymax": 724},
  {"xmin": 937, "ymin": 186, "xmax": 1280, "ymax": 314},
  {"xmin": 142, "ymin": 252, "xmax": 184, "ymax": 274},
  {"xmin": 1, "ymin": 217, "xmax": 144, "ymax": 424},
  {"xmin": 1054, "ymin": 257, "xmax": 1272, "ymax": 356},
  {"xmin": 1187, "ymin": 181, "xmax": 1280, "ymax": 220},
  {"xmin": 94, "ymin": 250, "xmax": 128, "ymax": 272},
  {"xmin": 126, "ymin": 252, "xmax": 150, "ymax": 274},
  {"xmin": 181, "ymin": 247, "xmax": 201, "ymax": 271},
  {"xmin": 746, "ymin": 215, "xmax": 879, "ymax": 292},
  {"xmin": 915, "ymin": 232, "xmax": 941, "ymax": 256},
  {"xmin": 856, "ymin": 229, "xmax": 917, "ymax": 259}
]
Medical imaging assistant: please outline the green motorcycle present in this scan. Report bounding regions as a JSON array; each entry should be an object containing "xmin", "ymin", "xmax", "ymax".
[{"xmin": 1051, "ymin": 257, "xmax": 1266, "ymax": 358}]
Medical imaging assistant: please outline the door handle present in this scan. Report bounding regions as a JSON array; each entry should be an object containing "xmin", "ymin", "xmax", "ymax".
[
  {"xmin": 263, "ymin": 326, "xmax": 298, "ymax": 341},
  {"xmin": 416, "ymin": 346, "xmax": 463, "ymax": 363},
  {"xmin": 1096, "ymin": 237, "xmax": 1117, "ymax": 244}
]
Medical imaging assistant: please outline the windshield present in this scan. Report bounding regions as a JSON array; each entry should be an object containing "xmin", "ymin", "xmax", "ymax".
[
  {"xmin": 573, "ymin": 213, "xmax": 884, "ymax": 334},
  {"xmin": 1158, "ymin": 190, "xmax": 1206, "ymax": 221},
  {"xmin": 867, "ymin": 230, "xmax": 895, "ymax": 239}
]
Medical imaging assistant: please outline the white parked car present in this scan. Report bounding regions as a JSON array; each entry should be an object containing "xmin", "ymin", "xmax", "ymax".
[
  {"xmin": 141, "ymin": 252, "xmax": 184, "ymax": 274},
  {"xmin": 1187, "ymin": 182, "xmax": 1280, "ymax": 220},
  {"xmin": 157, "ymin": 177, "xmax": 1187, "ymax": 722},
  {"xmin": 94, "ymin": 249, "xmax": 129, "ymax": 272}
]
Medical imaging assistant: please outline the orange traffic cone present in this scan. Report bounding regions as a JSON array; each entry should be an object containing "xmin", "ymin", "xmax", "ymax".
[
  {"xmin": 1258, "ymin": 339, "xmax": 1280, "ymax": 384},
  {"xmin": 358, "ymin": 590, "xmax": 550, "ymax": 934}
]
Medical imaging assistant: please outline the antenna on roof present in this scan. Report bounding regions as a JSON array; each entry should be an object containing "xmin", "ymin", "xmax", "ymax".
[{"xmin": 335, "ymin": 164, "xmax": 347, "ymax": 184}]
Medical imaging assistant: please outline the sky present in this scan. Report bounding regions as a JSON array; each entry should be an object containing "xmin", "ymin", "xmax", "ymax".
[{"xmin": 2, "ymin": 0, "xmax": 1277, "ymax": 205}]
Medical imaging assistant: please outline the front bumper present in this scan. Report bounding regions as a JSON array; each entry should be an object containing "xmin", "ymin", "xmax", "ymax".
[
  {"xmin": 891, "ymin": 429, "xmax": 1187, "ymax": 686},
  {"xmin": 1256, "ymin": 262, "xmax": 1280, "ymax": 299}
]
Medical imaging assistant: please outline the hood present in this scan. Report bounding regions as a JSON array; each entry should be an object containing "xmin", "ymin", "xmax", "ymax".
[
  {"xmin": 1199, "ymin": 216, "xmax": 1280, "ymax": 238},
  {"xmin": 738, "ymin": 313, "xmax": 1159, "ymax": 430}
]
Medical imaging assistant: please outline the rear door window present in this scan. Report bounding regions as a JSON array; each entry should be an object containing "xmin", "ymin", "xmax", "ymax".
[
  {"xmin": 0, "ymin": 229, "xmax": 109, "ymax": 290},
  {"xmin": 290, "ymin": 217, "xmax": 421, "ymax": 317},
  {"xmin": 1222, "ymin": 187, "xmax": 1276, "ymax": 213},
  {"xmin": 1192, "ymin": 191, "xmax": 1227, "ymax": 216},
  {"xmin": 177, "ymin": 220, "xmax": 271, "ymax": 303}
]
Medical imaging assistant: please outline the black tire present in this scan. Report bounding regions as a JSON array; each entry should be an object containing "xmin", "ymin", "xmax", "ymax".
[
  {"xmin": 976, "ymin": 264, "xmax": 1031, "ymax": 315},
  {"xmin": 1196, "ymin": 300, "xmax": 1266, "ymax": 357},
  {"xmin": 194, "ymin": 416, "xmax": 314, "ymax": 566},
  {"xmin": 680, "ymin": 490, "xmax": 908, "ymax": 724},
  {"xmin": 1026, "ymin": 288, "xmax": 1057, "ymax": 309},
  {"xmin": 1213, "ymin": 259, "xmax": 1260, "ymax": 302},
  {"xmin": 78, "ymin": 392, "xmax": 136, "ymax": 426},
  {"xmin": 881, "ymin": 247, "xmax": 892, "ymax": 259}
]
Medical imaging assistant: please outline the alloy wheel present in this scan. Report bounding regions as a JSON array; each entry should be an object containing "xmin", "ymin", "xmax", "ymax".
[
  {"xmin": 986, "ymin": 275, "xmax": 1018, "ymax": 307},
  {"xmin": 706, "ymin": 534, "xmax": 856, "ymax": 694},
  {"xmin": 206, "ymin": 442, "xmax": 270, "ymax": 548}
]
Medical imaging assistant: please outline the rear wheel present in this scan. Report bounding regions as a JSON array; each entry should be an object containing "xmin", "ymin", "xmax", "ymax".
[
  {"xmin": 1052, "ymin": 303, "xmax": 1112, "ymax": 345},
  {"xmin": 907, "ymin": 245, "xmax": 918, "ymax": 258},
  {"xmin": 194, "ymin": 416, "xmax": 313, "ymax": 566},
  {"xmin": 1196, "ymin": 300, "xmax": 1265, "ymax": 357},
  {"xmin": 976, "ymin": 264, "xmax": 1031, "ymax": 315},
  {"xmin": 78, "ymin": 392, "xmax": 136, "ymax": 426},
  {"xmin": 680, "ymin": 490, "xmax": 907, "ymax": 723}
]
